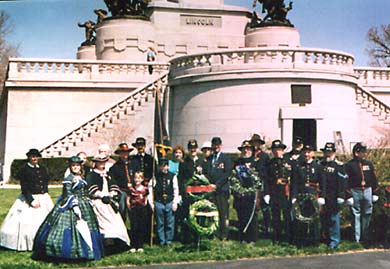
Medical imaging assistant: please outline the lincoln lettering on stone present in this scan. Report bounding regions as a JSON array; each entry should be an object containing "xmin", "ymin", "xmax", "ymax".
[
  {"xmin": 180, "ymin": 15, "xmax": 221, "ymax": 27},
  {"xmin": 186, "ymin": 17, "xmax": 214, "ymax": 26}
]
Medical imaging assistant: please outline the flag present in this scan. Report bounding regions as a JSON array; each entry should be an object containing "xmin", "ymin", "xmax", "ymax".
[{"xmin": 153, "ymin": 83, "xmax": 172, "ymax": 162}]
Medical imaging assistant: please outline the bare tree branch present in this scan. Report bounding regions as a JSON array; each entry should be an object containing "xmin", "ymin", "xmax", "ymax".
[{"xmin": 366, "ymin": 24, "xmax": 390, "ymax": 67}]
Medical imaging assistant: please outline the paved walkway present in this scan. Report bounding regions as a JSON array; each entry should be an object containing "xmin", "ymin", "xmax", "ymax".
[{"xmin": 121, "ymin": 250, "xmax": 390, "ymax": 269}]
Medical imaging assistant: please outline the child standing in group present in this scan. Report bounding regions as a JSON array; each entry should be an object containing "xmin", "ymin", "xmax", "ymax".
[
  {"xmin": 149, "ymin": 158, "xmax": 180, "ymax": 246},
  {"xmin": 127, "ymin": 171, "xmax": 149, "ymax": 252}
]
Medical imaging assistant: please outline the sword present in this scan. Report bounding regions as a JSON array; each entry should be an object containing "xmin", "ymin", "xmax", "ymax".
[{"xmin": 243, "ymin": 191, "xmax": 258, "ymax": 233}]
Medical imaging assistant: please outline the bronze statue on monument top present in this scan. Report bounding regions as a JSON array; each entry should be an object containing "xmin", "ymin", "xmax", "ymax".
[
  {"xmin": 251, "ymin": 0, "xmax": 294, "ymax": 28},
  {"xmin": 104, "ymin": 0, "xmax": 151, "ymax": 18},
  {"xmin": 78, "ymin": 20, "xmax": 96, "ymax": 46}
]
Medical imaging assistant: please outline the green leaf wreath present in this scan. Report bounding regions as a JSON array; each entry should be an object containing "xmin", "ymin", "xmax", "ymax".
[
  {"xmin": 187, "ymin": 199, "xmax": 219, "ymax": 236},
  {"xmin": 291, "ymin": 193, "xmax": 320, "ymax": 224},
  {"xmin": 185, "ymin": 174, "xmax": 213, "ymax": 201},
  {"xmin": 185, "ymin": 174, "xmax": 210, "ymax": 187},
  {"xmin": 230, "ymin": 165, "xmax": 261, "ymax": 196}
]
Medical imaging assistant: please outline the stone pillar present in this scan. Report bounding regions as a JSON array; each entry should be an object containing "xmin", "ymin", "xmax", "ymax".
[
  {"xmin": 76, "ymin": 45, "xmax": 97, "ymax": 60},
  {"xmin": 245, "ymin": 26, "xmax": 301, "ymax": 48}
]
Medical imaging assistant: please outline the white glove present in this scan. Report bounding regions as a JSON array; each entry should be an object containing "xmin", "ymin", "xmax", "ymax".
[
  {"xmin": 109, "ymin": 191, "xmax": 117, "ymax": 198},
  {"xmin": 263, "ymin": 195, "xmax": 270, "ymax": 205},
  {"xmin": 73, "ymin": 206, "xmax": 82, "ymax": 219},
  {"xmin": 346, "ymin": 197, "xmax": 354, "ymax": 206},
  {"xmin": 291, "ymin": 198, "xmax": 297, "ymax": 204},
  {"xmin": 317, "ymin": 197, "xmax": 325, "ymax": 206},
  {"xmin": 372, "ymin": 195, "xmax": 379, "ymax": 203},
  {"xmin": 337, "ymin": 198, "xmax": 345, "ymax": 204}
]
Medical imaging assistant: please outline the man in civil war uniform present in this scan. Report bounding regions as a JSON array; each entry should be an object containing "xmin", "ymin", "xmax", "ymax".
[
  {"xmin": 233, "ymin": 140, "xmax": 261, "ymax": 243},
  {"xmin": 109, "ymin": 142, "xmax": 139, "ymax": 222},
  {"xmin": 319, "ymin": 142, "xmax": 346, "ymax": 249},
  {"xmin": 249, "ymin": 133, "xmax": 271, "ymax": 234},
  {"xmin": 291, "ymin": 144, "xmax": 326, "ymax": 246},
  {"xmin": 176, "ymin": 139, "xmax": 203, "ymax": 243},
  {"xmin": 264, "ymin": 139, "xmax": 292, "ymax": 244},
  {"xmin": 344, "ymin": 142, "xmax": 379, "ymax": 244}
]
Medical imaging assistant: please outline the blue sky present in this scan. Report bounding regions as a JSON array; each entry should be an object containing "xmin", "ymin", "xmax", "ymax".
[{"xmin": 0, "ymin": 0, "xmax": 389, "ymax": 66}]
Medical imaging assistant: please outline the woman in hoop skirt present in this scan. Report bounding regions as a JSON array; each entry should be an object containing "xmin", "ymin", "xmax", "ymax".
[
  {"xmin": 33, "ymin": 156, "xmax": 104, "ymax": 261},
  {"xmin": 0, "ymin": 149, "xmax": 54, "ymax": 251}
]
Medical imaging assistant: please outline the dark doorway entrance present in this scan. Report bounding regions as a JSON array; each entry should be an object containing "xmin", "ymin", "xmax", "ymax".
[{"xmin": 293, "ymin": 119, "xmax": 317, "ymax": 150}]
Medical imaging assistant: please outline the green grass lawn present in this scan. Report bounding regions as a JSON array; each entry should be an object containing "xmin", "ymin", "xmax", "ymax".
[{"xmin": 0, "ymin": 188, "xmax": 369, "ymax": 269}]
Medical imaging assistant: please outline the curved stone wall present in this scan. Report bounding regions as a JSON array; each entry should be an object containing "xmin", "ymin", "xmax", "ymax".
[{"xmin": 168, "ymin": 47, "xmax": 367, "ymax": 152}]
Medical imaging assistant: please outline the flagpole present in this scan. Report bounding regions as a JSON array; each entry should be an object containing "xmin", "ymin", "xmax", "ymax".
[{"xmin": 150, "ymin": 83, "xmax": 159, "ymax": 247}]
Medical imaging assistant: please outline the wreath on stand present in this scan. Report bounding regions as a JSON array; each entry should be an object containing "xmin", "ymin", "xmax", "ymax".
[
  {"xmin": 291, "ymin": 193, "xmax": 320, "ymax": 224},
  {"xmin": 188, "ymin": 199, "xmax": 219, "ymax": 236},
  {"xmin": 185, "ymin": 174, "xmax": 214, "ymax": 201},
  {"xmin": 185, "ymin": 174, "xmax": 218, "ymax": 236},
  {"xmin": 230, "ymin": 165, "xmax": 261, "ymax": 196}
]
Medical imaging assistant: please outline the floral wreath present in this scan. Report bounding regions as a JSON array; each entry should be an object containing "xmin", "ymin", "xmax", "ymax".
[
  {"xmin": 229, "ymin": 165, "xmax": 261, "ymax": 196},
  {"xmin": 185, "ymin": 174, "xmax": 214, "ymax": 201},
  {"xmin": 187, "ymin": 199, "xmax": 219, "ymax": 236},
  {"xmin": 291, "ymin": 193, "xmax": 320, "ymax": 224}
]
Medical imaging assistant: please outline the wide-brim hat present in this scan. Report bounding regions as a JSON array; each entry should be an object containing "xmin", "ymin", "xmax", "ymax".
[
  {"xmin": 92, "ymin": 153, "xmax": 109, "ymax": 162},
  {"xmin": 201, "ymin": 141, "xmax": 212, "ymax": 150},
  {"xmin": 187, "ymin": 139, "xmax": 198, "ymax": 149},
  {"xmin": 321, "ymin": 142, "xmax": 336, "ymax": 152},
  {"xmin": 238, "ymin": 140, "xmax": 254, "ymax": 151},
  {"xmin": 269, "ymin": 139, "xmax": 287, "ymax": 150},
  {"xmin": 250, "ymin": 134, "xmax": 265, "ymax": 145},
  {"xmin": 26, "ymin": 148, "xmax": 42, "ymax": 157},
  {"xmin": 68, "ymin": 156, "xmax": 83, "ymax": 164},
  {"xmin": 114, "ymin": 143, "xmax": 133, "ymax": 154},
  {"xmin": 132, "ymin": 137, "xmax": 146, "ymax": 147}
]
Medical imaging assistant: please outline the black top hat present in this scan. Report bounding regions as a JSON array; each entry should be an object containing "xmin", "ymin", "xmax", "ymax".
[
  {"xmin": 68, "ymin": 156, "xmax": 83, "ymax": 164},
  {"xmin": 270, "ymin": 140, "xmax": 286, "ymax": 150},
  {"xmin": 114, "ymin": 143, "xmax": 133, "ymax": 154},
  {"xmin": 26, "ymin": 148, "xmax": 41, "ymax": 157},
  {"xmin": 92, "ymin": 153, "xmax": 109, "ymax": 162},
  {"xmin": 238, "ymin": 140, "xmax": 254, "ymax": 151},
  {"xmin": 353, "ymin": 142, "xmax": 367, "ymax": 154},
  {"xmin": 159, "ymin": 157, "xmax": 169, "ymax": 166},
  {"xmin": 250, "ymin": 134, "xmax": 265, "ymax": 145},
  {"xmin": 303, "ymin": 144, "xmax": 314, "ymax": 152},
  {"xmin": 321, "ymin": 142, "xmax": 336, "ymax": 152},
  {"xmin": 132, "ymin": 137, "xmax": 146, "ymax": 147},
  {"xmin": 292, "ymin": 136, "xmax": 304, "ymax": 146},
  {"xmin": 211, "ymin": 137, "xmax": 222, "ymax": 145},
  {"xmin": 187, "ymin": 139, "xmax": 198, "ymax": 149}
]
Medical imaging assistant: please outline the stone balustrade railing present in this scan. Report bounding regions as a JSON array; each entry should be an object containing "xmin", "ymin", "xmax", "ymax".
[
  {"xmin": 169, "ymin": 47, "xmax": 355, "ymax": 77},
  {"xmin": 7, "ymin": 58, "xmax": 169, "ymax": 82},
  {"xmin": 354, "ymin": 67, "xmax": 390, "ymax": 87},
  {"xmin": 41, "ymin": 72, "xmax": 169, "ymax": 157},
  {"xmin": 355, "ymin": 85, "xmax": 390, "ymax": 123}
]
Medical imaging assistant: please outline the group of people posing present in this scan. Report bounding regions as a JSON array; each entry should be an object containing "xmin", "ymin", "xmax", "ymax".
[{"xmin": 0, "ymin": 134, "xmax": 380, "ymax": 262}]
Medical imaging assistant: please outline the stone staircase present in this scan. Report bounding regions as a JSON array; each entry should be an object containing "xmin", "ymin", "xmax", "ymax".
[
  {"xmin": 355, "ymin": 85, "xmax": 390, "ymax": 124},
  {"xmin": 41, "ymin": 72, "xmax": 168, "ymax": 157}
]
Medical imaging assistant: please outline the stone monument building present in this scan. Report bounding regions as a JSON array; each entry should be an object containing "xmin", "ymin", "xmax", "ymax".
[{"xmin": 1, "ymin": 0, "xmax": 390, "ymax": 182}]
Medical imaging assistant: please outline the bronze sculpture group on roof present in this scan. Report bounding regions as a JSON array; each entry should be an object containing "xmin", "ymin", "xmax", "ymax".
[
  {"xmin": 251, "ymin": 0, "xmax": 294, "ymax": 28},
  {"xmin": 78, "ymin": 0, "xmax": 151, "ymax": 46}
]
